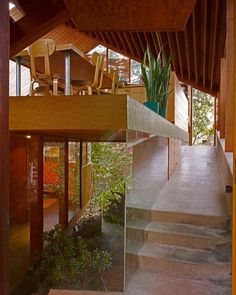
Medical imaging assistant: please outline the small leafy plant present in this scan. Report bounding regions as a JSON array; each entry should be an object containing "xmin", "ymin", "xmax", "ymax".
[
  {"xmin": 36, "ymin": 225, "xmax": 112, "ymax": 291},
  {"xmin": 141, "ymin": 46, "xmax": 172, "ymax": 108}
]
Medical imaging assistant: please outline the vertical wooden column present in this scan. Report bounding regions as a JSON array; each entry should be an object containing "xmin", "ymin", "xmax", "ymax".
[
  {"xmin": 30, "ymin": 136, "xmax": 43, "ymax": 261},
  {"xmin": 0, "ymin": 1, "xmax": 9, "ymax": 294},
  {"xmin": 59, "ymin": 140, "xmax": 68, "ymax": 227},
  {"xmin": 188, "ymin": 86, "xmax": 193, "ymax": 146},
  {"xmin": 220, "ymin": 58, "xmax": 226, "ymax": 138},
  {"xmin": 225, "ymin": 0, "xmax": 234, "ymax": 151},
  {"xmin": 213, "ymin": 97, "xmax": 217, "ymax": 146},
  {"xmin": 79, "ymin": 141, "xmax": 83, "ymax": 209},
  {"xmin": 232, "ymin": 2, "xmax": 236, "ymax": 293}
]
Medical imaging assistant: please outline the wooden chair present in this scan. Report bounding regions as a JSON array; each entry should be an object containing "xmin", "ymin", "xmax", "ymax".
[
  {"xmin": 27, "ymin": 39, "xmax": 67, "ymax": 96},
  {"xmin": 72, "ymin": 52, "xmax": 104, "ymax": 95},
  {"xmin": 109, "ymin": 68, "xmax": 119, "ymax": 94}
]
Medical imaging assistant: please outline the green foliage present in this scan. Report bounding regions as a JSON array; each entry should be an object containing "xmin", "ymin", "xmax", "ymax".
[
  {"xmin": 141, "ymin": 46, "xmax": 172, "ymax": 108},
  {"xmin": 91, "ymin": 143, "xmax": 132, "ymax": 225},
  {"xmin": 36, "ymin": 225, "xmax": 112, "ymax": 290},
  {"xmin": 192, "ymin": 89, "xmax": 214, "ymax": 145}
]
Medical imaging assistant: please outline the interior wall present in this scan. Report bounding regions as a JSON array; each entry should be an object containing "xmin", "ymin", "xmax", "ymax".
[{"xmin": 9, "ymin": 135, "xmax": 28, "ymax": 224}]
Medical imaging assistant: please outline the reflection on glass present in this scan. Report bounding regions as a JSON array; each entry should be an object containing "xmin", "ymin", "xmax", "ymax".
[
  {"xmin": 108, "ymin": 49, "xmax": 129, "ymax": 83},
  {"xmin": 43, "ymin": 142, "xmax": 64, "ymax": 231},
  {"xmin": 125, "ymin": 132, "xmax": 169, "ymax": 288},
  {"xmin": 130, "ymin": 59, "xmax": 142, "ymax": 84},
  {"xmin": 9, "ymin": 135, "xmax": 31, "ymax": 290},
  {"xmin": 91, "ymin": 142, "xmax": 132, "ymax": 291},
  {"xmin": 68, "ymin": 142, "xmax": 80, "ymax": 221}
]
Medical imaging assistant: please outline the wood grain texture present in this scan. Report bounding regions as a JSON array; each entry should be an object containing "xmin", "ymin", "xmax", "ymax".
[
  {"xmin": 43, "ymin": 24, "xmax": 99, "ymax": 53},
  {"xmin": 10, "ymin": 0, "xmax": 69, "ymax": 57},
  {"xmin": 225, "ymin": 0, "xmax": 234, "ymax": 151},
  {"xmin": 174, "ymin": 77, "xmax": 188, "ymax": 132},
  {"xmin": 65, "ymin": 0, "xmax": 195, "ymax": 31},
  {"xmin": 219, "ymin": 58, "xmax": 226, "ymax": 138},
  {"xmin": 0, "ymin": 1, "xmax": 9, "ymax": 293}
]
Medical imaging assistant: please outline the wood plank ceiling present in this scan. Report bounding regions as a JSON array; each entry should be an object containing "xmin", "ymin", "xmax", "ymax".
[
  {"xmin": 10, "ymin": 0, "xmax": 226, "ymax": 96},
  {"xmin": 80, "ymin": 0, "xmax": 226, "ymax": 96}
]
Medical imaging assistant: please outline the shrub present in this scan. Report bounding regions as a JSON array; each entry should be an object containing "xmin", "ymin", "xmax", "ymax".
[{"xmin": 36, "ymin": 225, "xmax": 112, "ymax": 291}]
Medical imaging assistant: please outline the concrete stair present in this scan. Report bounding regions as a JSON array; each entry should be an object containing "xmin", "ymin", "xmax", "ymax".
[
  {"xmin": 127, "ymin": 219, "xmax": 230, "ymax": 250},
  {"xmin": 127, "ymin": 207, "xmax": 229, "ymax": 229},
  {"xmin": 126, "ymin": 239, "xmax": 230, "ymax": 281},
  {"xmin": 126, "ymin": 208, "xmax": 231, "ymax": 286}
]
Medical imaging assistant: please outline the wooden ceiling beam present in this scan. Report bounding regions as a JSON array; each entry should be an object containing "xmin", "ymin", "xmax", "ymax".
[
  {"xmin": 104, "ymin": 32, "xmax": 114, "ymax": 47},
  {"xmin": 184, "ymin": 30, "xmax": 191, "ymax": 81},
  {"xmin": 180, "ymin": 77, "xmax": 217, "ymax": 97},
  {"xmin": 202, "ymin": 0, "xmax": 207, "ymax": 88},
  {"xmin": 117, "ymin": 32, "xmax": 130, "ymax": 54},
  {"xmin": 192, "ymin": 6, "xmax": 198, "ymax": 84},
  {"xmin": 130, "ymin": 33, "xmax": 143, "ymax": 59},
  {"xmin": 210, "ymin": 0, "xmax": 219, "ymax": 91},
  {"xmin": 110, "ymin": 32, "xmax": 121, "ymax": 50},
  {"xmin": 175, "ymin": 32, "xmax": 183, "ymax": 78},
  {"xmin": 10, "ymin": 0, "xmax": 69, "ymax": 57},
  {"xmin": 123, "ymin": 32, "xmax": 136, "ymax": 56},
  {"xmin": 97, "ymin": 32, "xmax": 107, "ymax": 45},
  {"xmin": 136, "ymin": 32, "xmax": 146, "ymax": 56},
  {"xmin": 166, "ymin": 32, "xmax": 177, "ymax": 73},
  {"xmin": 151, "ymin": 32, "xmax": 159, "ymax": 56}
]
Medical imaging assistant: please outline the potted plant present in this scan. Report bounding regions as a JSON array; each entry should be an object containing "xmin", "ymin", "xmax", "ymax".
[{"xmin": 141, "ymin": 47, "xmax": 172, "ymax": 117}]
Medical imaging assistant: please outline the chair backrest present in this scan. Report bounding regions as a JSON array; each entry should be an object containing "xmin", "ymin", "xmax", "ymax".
[
  {"xmin": 109, "ymin": 68, "xmax": 119, "ymax": 94},
  {"xmin": 91, "ymin": 52, "xmax": 104, "ymax": 89},
  {"xmin": 27, "ymin": 39, "xmax": 56, "ymax": 81}
]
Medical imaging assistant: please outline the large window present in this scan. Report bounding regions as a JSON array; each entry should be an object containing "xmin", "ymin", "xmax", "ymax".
[{"xmin": 87, "ymin": 45, "xmax": 142, "ymax": 85}]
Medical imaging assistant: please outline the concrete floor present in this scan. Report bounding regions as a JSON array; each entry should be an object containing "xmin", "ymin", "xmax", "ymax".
[
  {"xmin": 153, "ymin": 146, "xmax": 229, "ymax": 217},
  {"xmin": 50, "ymin": 145, "xmax": 232, "ymax": 295}
]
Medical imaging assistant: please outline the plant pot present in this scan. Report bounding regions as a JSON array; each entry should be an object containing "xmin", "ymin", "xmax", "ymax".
[
  {"xmin": 143, "ymin": 101, "xmax": 159, "ymax": 113},
  {"xmin": 159, "ymin": 107, "xmax": 166, "ymax": 118}
]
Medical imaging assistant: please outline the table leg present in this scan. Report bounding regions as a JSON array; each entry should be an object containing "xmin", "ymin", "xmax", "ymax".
[
  {"xmin": 15, "ymin": 57, "xmax": 21, "ymax": 96},
  {"xmin": 65, "ymin": 52, "xmax": 71, "ymax": 95}
]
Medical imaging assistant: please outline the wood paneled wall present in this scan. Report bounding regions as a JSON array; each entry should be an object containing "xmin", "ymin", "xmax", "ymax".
[
  {"xmin": 0, "ymin": 1, "xmax": 9, "ymax": 294},
  {"xmin": 167, "ymin": 72, "xmax": 188, "ymax": 132},
  {"xmin": 9, "ymin": 135, "xmax": 28, "ymax": 224}
]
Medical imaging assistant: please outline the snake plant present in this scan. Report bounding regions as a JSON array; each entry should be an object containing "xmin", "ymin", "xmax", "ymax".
[{"xmin": 141, "ymin": 46, "xmax": 172, "ymax": 108}]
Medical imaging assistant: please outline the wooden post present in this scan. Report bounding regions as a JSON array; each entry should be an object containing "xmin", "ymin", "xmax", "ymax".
[
  {"xmin": 59, "ymin": 140, "xmax": 68, "ymax": 227},
  {"xmin": 188, "ymin": 85, "xmax": 193, "ymax": 146},
  {"xmin": 0, "ymin": 1, "xmax": 9, "ymax": 293},
  {"xmin": 232, "ymin": 2, "xmax": 236, "ymax": 293},
  {"xmin": 214, "ymin": 96, "xmax": 217, "ymax": 146},
  {"xmin": 220, "ymin": 58, "xmax": 226, "ymax": 138},
  {"xmin": 30, "ymin": 136, "xmax": 44, "ymax": 261}
]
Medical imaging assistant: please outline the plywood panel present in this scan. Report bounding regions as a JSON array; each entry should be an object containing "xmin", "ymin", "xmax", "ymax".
[
  {"xmin": 174, "ymin": 77, "xmax": 188, "ymax": 132},
  {"xmin": 65, "ymin": 0, "xmax": 196, "ymax": 31},
  {"xmin": 117, "ymin": 86, "xmax": 146, "ymax": 104}
]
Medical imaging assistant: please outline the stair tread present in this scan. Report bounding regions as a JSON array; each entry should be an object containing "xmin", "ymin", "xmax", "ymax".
[
  {"xmin": 126, "ymin": 240, "xmax": 231, "ymax": 266},
  {"xmin": 127, "ymin": 219, "xmax": 230, "ymax": 239}
]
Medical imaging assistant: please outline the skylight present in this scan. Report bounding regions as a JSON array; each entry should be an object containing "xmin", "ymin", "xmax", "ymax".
[{"xmin": 9, "ymin": 2, "xmax": 15, "ymax": 10}]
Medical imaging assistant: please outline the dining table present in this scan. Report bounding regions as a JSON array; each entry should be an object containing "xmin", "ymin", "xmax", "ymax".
[{"xmin": 14, "ymin": 43, "xmax": 112, "ymax": 96}]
